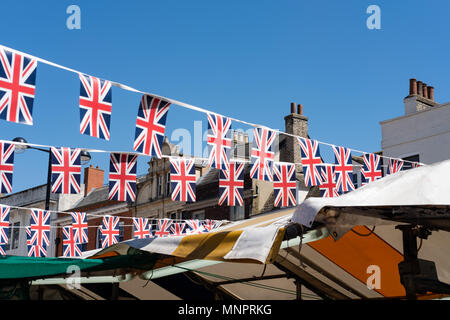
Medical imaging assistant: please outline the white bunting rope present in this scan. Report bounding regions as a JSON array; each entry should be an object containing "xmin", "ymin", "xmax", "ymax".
[
  {"xmin": 0, "ymin": 202, "xmax": 225, "ymax": 226},
  {"xmin": 0, "ymin": 44, "xmax": 424, "ymax": 168}
]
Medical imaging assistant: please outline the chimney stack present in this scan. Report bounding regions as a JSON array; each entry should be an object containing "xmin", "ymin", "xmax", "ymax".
[
  {"xmin": 404, "ymin": 78, "xmax": 438, "ymax": 115},
  {"xmin": 84, "ymin": 165, "xmax": 104, "ymax": 195}
]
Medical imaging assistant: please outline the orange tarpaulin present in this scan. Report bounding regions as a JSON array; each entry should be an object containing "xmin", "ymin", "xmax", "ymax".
[{"xmin": 308, "ymin": 225, "xmax": 406, "ymax": 297}]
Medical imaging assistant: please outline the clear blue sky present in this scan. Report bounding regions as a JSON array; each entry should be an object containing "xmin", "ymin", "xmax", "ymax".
[{"xmin": 1, "ymin": 0, "xmax": 450, "ymax": 192}]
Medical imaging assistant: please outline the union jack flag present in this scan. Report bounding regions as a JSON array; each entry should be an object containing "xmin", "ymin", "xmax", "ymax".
[
  {"xmin": 71, "ymin": 212, "xmax": 88, "ymax": 244},
  {"xmin": 0, "ymin": 244, "xmax": 5, "ymax": 256},
  {"xmin": 386, "ymin": 159, "xmax": 404, "ymax": 175},
  {"xmin": 108, "ymin": 153, "xmax": 138, "ymax": 202},
  {"xmin": 250, "ymin": 127, "xmax": 276, "ymax": 181},
  {"xmin": 273, "ymin": 162, "xmax": 297, "ymax": 207},
  {"xmin": 0, "ymin": 205, "xmax": 10, "ymax": 244},
  {"xmin": 100, "ymin": 216, "xmax": 120, "ymax": 248},
  {"xmin": 0, "ymin": 142, "xmax": 15, "ymax": 194},
  {"xmin": 29, "ymin": 209, "xmax": 51, "ymax": 248},
  {"xmin": 411, "ymin": 161, "xmax": 422, "ymax": 168},
  {"xmin": 133, "ymin": 217, "xmax": 153, "ymax": 239},
  {"xmin": 26, "ymin": 226, "xmax": 47, "ymax": 258},
  {"xmin": 185, "ymin": 219, "xmax": 205, "ymax": 234},
  {"xmin": 62, "ymin": 226, "xmax": 82, "ymax": 257},
  {"xmin": 318, "ymin": 165, "xmax": 339, "ymax": 198},
  {"xmin": 170, "ymin": 222, "xmax": 186, "ymax": 236},
  {"xmin": 218, "ymin": 161, "xmax": 245, "ymax": 206},
  {"xmin": 0, "ymin": 48, "xmax": 37, "ymax": 125},
  {"xmin": 361, "ymin": 153, "xmax": 383, "ymax": 185},
  {"xmin": 207, "ymin": 113, "xmax": 232, "ymax": 170},
  {"xmin": 297, "ymin": 137, "xmax": 323, "ymax": 186},
  {"xmin": 170, "ymin": 158, "xmax": 196, "ymax": 202},
  {"xmin": 79, "ymin": 73, "xmax": 112, "ymax": 140},
  {"xmin": 202, "ymin": 219, "xmax": 219, "ymax": 232},
  {"xmin": 133, "ymin": 95, "xmax": 171, "ymax": 158},
  {"xmin": 154, "ymin": 219, "xmax": 172, "ymax": 237},
  {"xmin": 51, "ymin": 147, "xmax": 81, "ymax": 194},
  {"xmin": 332, "ymin": 146, "xmax": 355, "ymax": 194}
]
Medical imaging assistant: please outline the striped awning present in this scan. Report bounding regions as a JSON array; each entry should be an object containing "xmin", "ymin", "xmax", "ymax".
[{"xmin": 88, "ymin": 209, "xmax": 295, "ymax": 264}]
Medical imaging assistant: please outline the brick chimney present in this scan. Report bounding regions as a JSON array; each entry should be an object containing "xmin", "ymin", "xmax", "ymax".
[
  {"xmin": 404, "ymin": 78, "xmax": 438, "ymax": 115},
  {"xmin": 84, "ymin": 165, "xmax": 104, "ymax": 195},
  {"xmin": 280, "ymin": 102, "xmax": 308, "ymax": 172}
]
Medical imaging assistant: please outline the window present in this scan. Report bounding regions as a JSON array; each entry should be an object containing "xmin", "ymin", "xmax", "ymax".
[
  {"xmin": 192, "ymin": 210, "xmax": 205, "ymax": 220},
  {"xmin": 96, "ymin": 227, "xmax": 102, "ymax": 249},
  {"xmin": 157, "ymin": 175, "xmax": 163, "ymax": 197},
  {"xmin": 5, "ymin": 221, "xmax": 20, "ymax": 251},
  {"xmin": 166, "ymin": 172, "xmax": 171, "ymax": 197},
  {"xmin": 119, "ymin": 222, "xmax": 124, "ymax": 242}
]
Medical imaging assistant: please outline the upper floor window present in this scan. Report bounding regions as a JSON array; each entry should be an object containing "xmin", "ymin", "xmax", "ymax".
[{"xmin": 166, "ymin": 172, "xmax": 171, "ymax": 197}]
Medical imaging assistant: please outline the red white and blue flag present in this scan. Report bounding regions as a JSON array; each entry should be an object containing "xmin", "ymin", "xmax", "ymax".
[
  {"xmin": 71, "ymin": 212, "xmax": 88, "ymax": 244},
  {"xmin": 170, "ymin": 222, "xmax": 186, "ymax": 236},
  {"xmin": 273, "ymin": 162, "xmax": 297, "ymax": 207},
  {"xmin": 0, "ymin": 48, "xmax": 37, "ymax": 125},
  {"xmin": 108, "ymin": 153, "xmax": 138, "ymax": 202},
  {"xmin": 170, "ymin": 158, "xmax": 196, "ymax": 202},
  {"xmin": 185, "ymin": 219, "xmax": 205, "ymax": 234},
  {"xmin": 79, "ymin": 74, "xmax": 112, "ymax": 140},
  {"xmin": 0, "ymin": 205, "xmax": 10, "ymax": 244},
  {"xmin": 0, "ymin": 142, "xmax": 15, "ymax": 194},
  {"xmin": 51, "ymin": 147, "xmax": 81, "ymax": 194},
  {"xmin": 207, "ymin": 113, "xmax": 232, "ymax": 170},
  {"xmin": 318, "ymin": 165, "xmax": 339, "ymax": 198},
  {"xmin": 154, "ymin": 219, "xmax": 172, "ymax": 237},
  {"xmin": 250, "ymin": 127, "xmax": 276, "ymax": 181},
  {"xmin": 29, "ymin": 209, "xmax": 51, "ymax": 248},
  {"xmin": 100, "ymin": 216, "xmax": 120, "ymax": 248},
  {"xmin": 218, "ymin": 161, "xmax": 245, "ymax": 206},
  {"xmin": 297, "ymin": 137, "xmax": 323, "ymax": 186},
  {"xmin": 133, "ymin": 217, "xmax": 153, "ymax": 239},
  {"xmin": 0, "ymin": 244, "xmax": 5, "ymax": 256},
  {"xmin": 26, "ymin": 227, "xmax": 47, "ymax": 257},
  {"xmin": 133, "ymin": 95, "xmax": 170, "ymax": 158},
  {"xmin": 202, "ymin": 219, "xmax": 219, "ymax": 232},
  {"xmin": 361, "ymin": 153, "xmax": 383, "ymax": 185},
  {"xmin": 332, "ymin": 146, "xmax": 355, "ymax": 194},
  {"xmin": 387, "ymin": 159, "xmax": 404, "ymax": 175},
  {"xmin": 62, "ymin": 226, "xmax": 82, "ymax": 257}
]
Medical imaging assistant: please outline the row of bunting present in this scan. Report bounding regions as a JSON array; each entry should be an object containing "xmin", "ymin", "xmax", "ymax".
[
  {"xmin": 0, "ymin": 205, "xmax": 222, "ymax": 258},
  {"xmin": 0, "ymin": 133, "xmax": 420, "ymax": 209}
]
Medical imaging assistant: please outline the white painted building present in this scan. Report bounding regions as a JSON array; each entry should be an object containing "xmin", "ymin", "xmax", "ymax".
[{"xmin": 380, "ymin": 78, "xmax": 450, "ymax": 165}]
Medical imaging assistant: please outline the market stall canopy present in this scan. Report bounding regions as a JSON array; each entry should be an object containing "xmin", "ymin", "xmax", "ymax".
[
  {"xmin": 293, "ymin": 159, "xmax": 450, "ymax": 233},
  {"xmin": 87, "ymin": 209, "xmax": 299, "ymax": 265}
]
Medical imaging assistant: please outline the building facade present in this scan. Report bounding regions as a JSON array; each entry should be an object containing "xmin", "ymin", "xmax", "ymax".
[{"xmin": 380, "ymin": 78, "xmax": 450, "ymax": 165}]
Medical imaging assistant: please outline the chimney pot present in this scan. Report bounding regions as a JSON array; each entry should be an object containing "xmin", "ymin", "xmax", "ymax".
[
  {"xmin": 409, "ymin": 78, "xmax": 417, "ymax": 95},
  {"xmin": 290, "ymin": 102, "xmax": 296, "ymax": 114},
  {"xmin": 297, "ymin": 104, "xmax": 303, "ymax": 115},
  {"xmin": 417, "ymin": 81, "xmax": 423, "ymax": 96},
  {"xmin": 428, "ymin": 86, "xmax": 435, "ymax": 101},
  {"xmin": 422, "ymin": 83, "xmax": 428, "ymax": 99}
]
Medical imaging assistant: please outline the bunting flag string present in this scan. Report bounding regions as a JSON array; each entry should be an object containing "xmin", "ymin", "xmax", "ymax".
[{"xmin": 0, "ymin": 43, "xmax": 425, "ymax": 172}]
